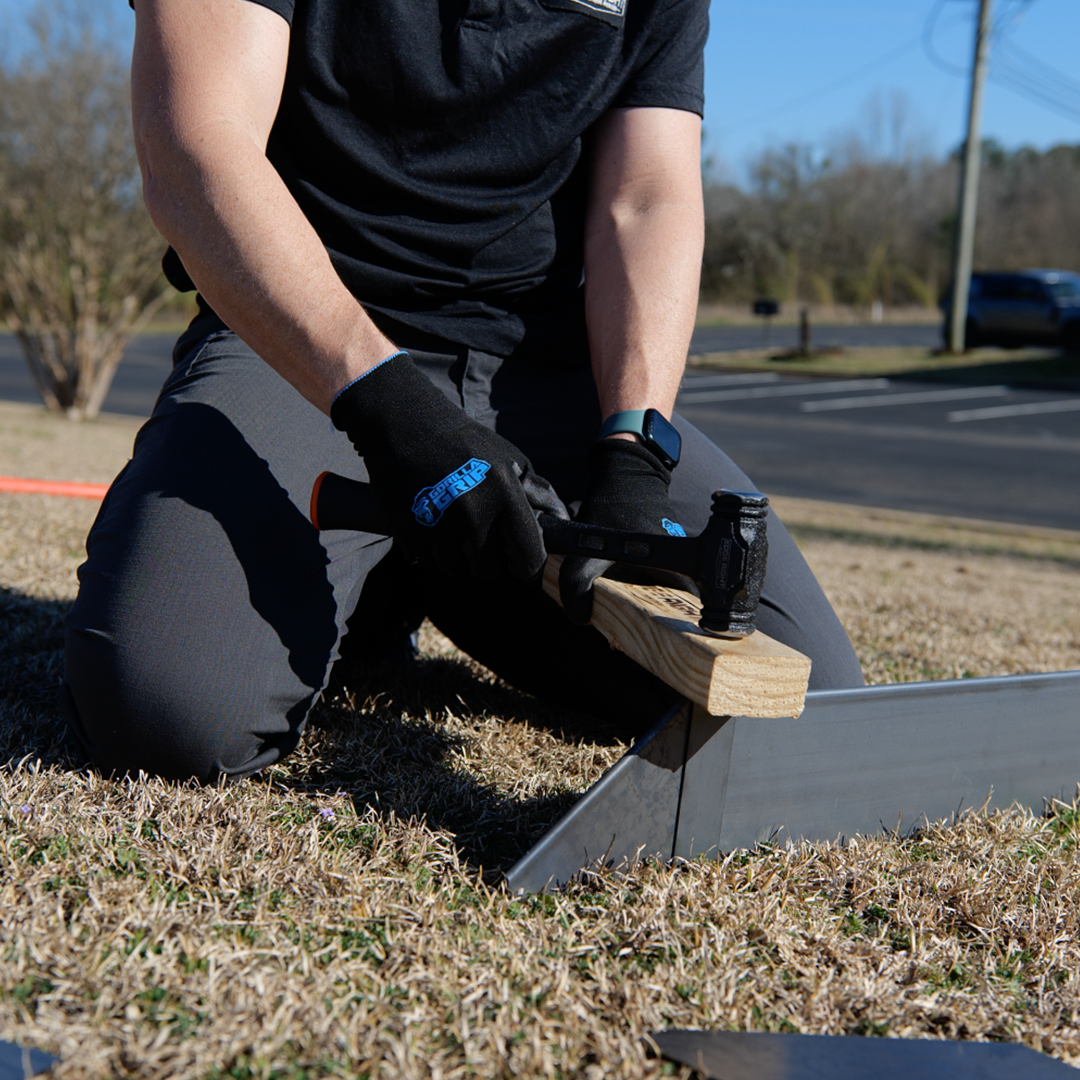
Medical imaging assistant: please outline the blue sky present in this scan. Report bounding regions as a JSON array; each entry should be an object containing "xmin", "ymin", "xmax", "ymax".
[
  {"xmin": 4, "ymin": 0, "xmax": 1080, "ymax": 181},
  {"xmin": 705, "ymin": 0, "xmax": 1080, "ymax": 179}
]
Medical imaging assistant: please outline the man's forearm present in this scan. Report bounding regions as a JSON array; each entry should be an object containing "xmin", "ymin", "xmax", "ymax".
[
  {"xmin": 139, "ymin": 128, "xmax": 396, "ymax": 413},
  {"xmin": 584, "ymin": 194, "xmax": 703, "ymax": 420},
  {"xmin": 583, "ymin": 107, "xmax": 704, "ymax": 424},
  {"xmin": 132, "ymin": 0, "xmax": 395, "ymax": 415}
]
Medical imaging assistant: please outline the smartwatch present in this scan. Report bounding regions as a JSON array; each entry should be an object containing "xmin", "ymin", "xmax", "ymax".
[{"xmin": 598, "ymin": 408, "xmax": 682, "ymax": 470}]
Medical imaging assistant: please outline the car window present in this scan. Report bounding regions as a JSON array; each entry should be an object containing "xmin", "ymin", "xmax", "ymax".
[
  {"xmin": 1016, "ymin": 279, "xmax": 1048, "ymax": 301},
  {"xmin": 979, "ymin": 276, "xmax": 1019, "ymax": 300},
  {"xmin": 1047, "ymin": 280, "xmax": 1080, "ymax": 299}
]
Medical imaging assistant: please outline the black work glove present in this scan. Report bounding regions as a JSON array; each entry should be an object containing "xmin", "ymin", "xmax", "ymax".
[
  {"xmin": 559, "ymin": 437, "xmax": 687, "ymax": 624},
  {"xmin": 331, "ymin": 352, "xmax": 566, "ymax": 581}
]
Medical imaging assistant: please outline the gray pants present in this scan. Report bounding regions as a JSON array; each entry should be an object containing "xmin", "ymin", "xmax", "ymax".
[{"xmin": 62, "ymin": 312, "xmax": 864, "ymax": 781}]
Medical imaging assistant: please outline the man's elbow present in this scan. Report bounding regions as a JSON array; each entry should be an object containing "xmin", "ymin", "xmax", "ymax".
[
  {"xmin": 597, "ymin": 188, "xmax": 704, "ymax": 243},
  {"xmin": 133, "ymin": 115, "xmax": 218, "ymax": 247},
  {"xmin": 136, "ymin": 158, "xmax": 165, "ymax": 234},
  {"xmin": 133, "ymin": 115, "xmax": 181, "ymax": 236}
]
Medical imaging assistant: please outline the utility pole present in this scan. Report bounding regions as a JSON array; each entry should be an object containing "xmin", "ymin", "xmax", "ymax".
[{"xmin": 948, "ymin": 0, "xmax": 994, "ymax": 353}]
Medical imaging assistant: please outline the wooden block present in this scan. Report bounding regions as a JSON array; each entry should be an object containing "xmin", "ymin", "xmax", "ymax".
[{"xmin": 543, "ymin": 556, "xmax": 810, "ymax": 718}]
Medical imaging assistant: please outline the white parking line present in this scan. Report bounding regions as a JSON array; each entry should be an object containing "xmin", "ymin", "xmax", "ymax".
[
  {"xmin": 948, "ymin": 398, "xmax": 1080, "ymax": 422},
  {"xmin": 680, "ymin": 373, "xmax": 781, "ymax": 389},
  {"xmin": 800, "ymin": 385, "xmax": 1010, "ymax": 412},
  {"xmin": 678, "ymin": 378, "xmax": 889, "ymax": 404}
]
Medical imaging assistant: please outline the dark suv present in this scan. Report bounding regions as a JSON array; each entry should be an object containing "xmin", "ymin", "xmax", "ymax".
[{"xmin": 942, "ymin": 269, "xmax": 1080, "ymax": 349}]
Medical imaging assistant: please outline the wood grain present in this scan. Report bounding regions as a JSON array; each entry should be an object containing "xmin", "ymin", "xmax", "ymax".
[{"xmin": 543, "ymin": 556, "xmax": 810, "ymax": 718}]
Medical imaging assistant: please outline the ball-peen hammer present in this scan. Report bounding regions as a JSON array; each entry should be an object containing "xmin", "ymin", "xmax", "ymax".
[{"xmin": 310, "ymin": 472, "xmax": 769, "ymax": 637}]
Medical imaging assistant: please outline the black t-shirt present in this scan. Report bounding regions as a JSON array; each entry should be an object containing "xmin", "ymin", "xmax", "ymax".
[{"xmin": 166, "ymin": 0, "xmax": 707, "ymax": 360}]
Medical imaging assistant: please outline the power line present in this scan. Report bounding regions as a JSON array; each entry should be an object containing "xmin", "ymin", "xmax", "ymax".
[
  {"xmin": 715, "ymin": 0, "xmax": 1079, "ymax": 141},
  {"xmin": 925, "ymin": 0, "xmax": 1080, "ymax": 128},
  {"xmin": 714, "ymin": 36, "xmax": 923, "ymax": 133},
  {"xmin": 923, "ymin": 0, "xmax": 975, "ymax": 77},
  {"xmin": 988, "ymin": 0, "xmax": 1080, "ymax": 120},
  {"xmin": 990, "ymin": 39, "xmax": 1080, "ymax": 123}
]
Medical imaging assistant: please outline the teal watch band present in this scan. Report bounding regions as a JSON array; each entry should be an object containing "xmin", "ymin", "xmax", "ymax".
[
  {"xmin": 598, "ymin": 410, "xmax": 648, "ymax": 440},
  {"xmin": 597, "ymin": 408, "xmax": 681, "ymax": 469}
]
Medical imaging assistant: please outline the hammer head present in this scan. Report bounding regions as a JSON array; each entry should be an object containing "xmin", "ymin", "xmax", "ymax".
[
  {"xmin": 696, "ymin": 490, "xmax": 769, "ymax": 637},
  {"xmin": 535, "ymin": 487, "xmax": 769, "ymax": 637}
]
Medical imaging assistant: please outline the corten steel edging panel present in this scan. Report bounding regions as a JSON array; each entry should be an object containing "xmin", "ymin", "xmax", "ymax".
[
  {"xmin": 504, "ymin": 701, "xmax": 691, "ymax": 895},
  {"xmin": 651, "ymin": 1028, "xmax": 1076, "ymax": 1079},
  {"xmin": 684, "ymin": 670, "xmax": 1080, "ymax": 856},
  {"xmin": 508, "ymin": 671, "xmax": 1080, "ymax": 892},
  {"xmin": 671, "ymin": 708, "xmax": 736, "ymax": 861}
]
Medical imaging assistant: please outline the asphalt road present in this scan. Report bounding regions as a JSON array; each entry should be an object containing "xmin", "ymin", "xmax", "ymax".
[
  {"xmin": 0, "ymin": 332, "xmax": 175, "ymax": 417},
  {"xmin": 3, "ymin": 329, "xmax": 1078, "ymax": 531},
  {"xmin": 1, "ymin": 324, "xmax": 947, "ymax": 416},
  {"xmin": 677, "ymin": 370, "xmax": 1080, "ymax": 532}
]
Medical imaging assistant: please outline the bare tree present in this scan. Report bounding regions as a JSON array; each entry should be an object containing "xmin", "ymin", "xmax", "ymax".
[
  {"xmin": 975, "ymin": 141, "xmax": 1080, "ymax": 271},
  {"xmin": 0, "ymin": 1, "xmax": 170, "ymax": 420},
  {"xmin": 700, "ymin": 91, "xmax": 1080, "ymax": 312}
]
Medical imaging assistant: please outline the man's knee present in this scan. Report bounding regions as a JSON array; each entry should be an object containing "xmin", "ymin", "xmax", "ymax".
[{"xmin": 62, "ymin": 618, "xmax": 310, "ymax": 783}]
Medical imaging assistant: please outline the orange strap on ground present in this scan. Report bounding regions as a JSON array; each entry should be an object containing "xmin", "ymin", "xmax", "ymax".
[{"xmin": 0, "ymin": 476, "xmax": 109, "ymax": 500}]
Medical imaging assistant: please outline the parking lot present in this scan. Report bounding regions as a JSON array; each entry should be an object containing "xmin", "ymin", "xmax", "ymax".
[
  {"xmin": 3, "ymin": 332, "xmax": 1078, "ymax": 531},
  {"xmin": 677, "ymin": 370, "xmax": 1080, "ymax": 531}
]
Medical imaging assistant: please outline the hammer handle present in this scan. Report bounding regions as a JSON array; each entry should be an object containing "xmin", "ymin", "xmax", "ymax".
[
  {"xmin": 310, "ymin": 471, "xmax": 701, "ymax": 577},
  {"xmin": 536, "ymin": 515, "xmax": 701, "ymax": 577},
  {"xmin": 310, "ymin": 471, "xmax": 393, "ymax": 534}
]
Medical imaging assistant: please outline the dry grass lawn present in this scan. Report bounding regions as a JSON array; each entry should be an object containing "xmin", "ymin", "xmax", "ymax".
[{"xmin": 1, "ymin": 401, "xmax": 1079, "ymax": 1078}]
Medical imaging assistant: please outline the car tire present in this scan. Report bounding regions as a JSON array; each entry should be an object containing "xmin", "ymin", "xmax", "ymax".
[{"xmin": 964, "ymin": 319, "xmax": 983, "ymax": 350}]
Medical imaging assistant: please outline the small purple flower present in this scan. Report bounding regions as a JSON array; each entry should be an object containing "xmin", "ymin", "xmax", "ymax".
[
  {"xmin": 19, "ymin": 805, "xmax": 31, "ymax": 815},
  {"xmin": 319, "ymin": 807, "xmax": 336, "ymax": 821}
]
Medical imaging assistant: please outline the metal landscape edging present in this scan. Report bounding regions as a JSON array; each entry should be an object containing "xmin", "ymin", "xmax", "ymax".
[{"xmin": 505, "ymin": 670, "xmax": 1080, "ymax": 894}]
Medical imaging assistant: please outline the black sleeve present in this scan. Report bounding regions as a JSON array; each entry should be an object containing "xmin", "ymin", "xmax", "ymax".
[
  {"xmin": 239, "ymin": 0, "xmax": 294, "ymax": 22},
  {"xmin": 128, "ymin": 0, "xmax": 294, "ymax": 22},
  {"xmin": 614, "ymin": 0, "xmax": 708, "ymax": 116}
]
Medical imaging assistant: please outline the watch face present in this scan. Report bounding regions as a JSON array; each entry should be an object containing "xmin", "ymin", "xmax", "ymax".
[{"xmin": 643, "ymin": 409, "xmax": 681, "ymax": 468}]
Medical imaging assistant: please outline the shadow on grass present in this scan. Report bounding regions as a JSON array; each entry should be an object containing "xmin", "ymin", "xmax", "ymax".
[
  {"xmin": 0, "ymin": 587, "xmax": 79, "ymax": 769},
  {"xmin": 0, "ymin": 586, "xmax": 615, "ymax": 875},
  {"xmin": 283, "ymin": 657, "xmax": 627, "ymax": 875},
  {"xmin": 887, "ymin": 350, "xmax": 1080, "ymax": 390}
]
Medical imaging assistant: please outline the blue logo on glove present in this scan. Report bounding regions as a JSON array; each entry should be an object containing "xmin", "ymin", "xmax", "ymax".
[
  {"xmin": 661, "ymin": 518, "xmax": 687, "ymax": 537},
  {"xmin": 413, "ymin": 458, "xmax": 491, "ymax": 526}
]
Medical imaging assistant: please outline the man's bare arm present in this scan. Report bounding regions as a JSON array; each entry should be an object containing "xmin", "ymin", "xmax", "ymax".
[
  {"xmin": 131, "ymin": 0, "xmax": 396, "ymax": 413},
  {"xmin": 583, "ymin": 107, "xmax": 704, "ymax": 424}
]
